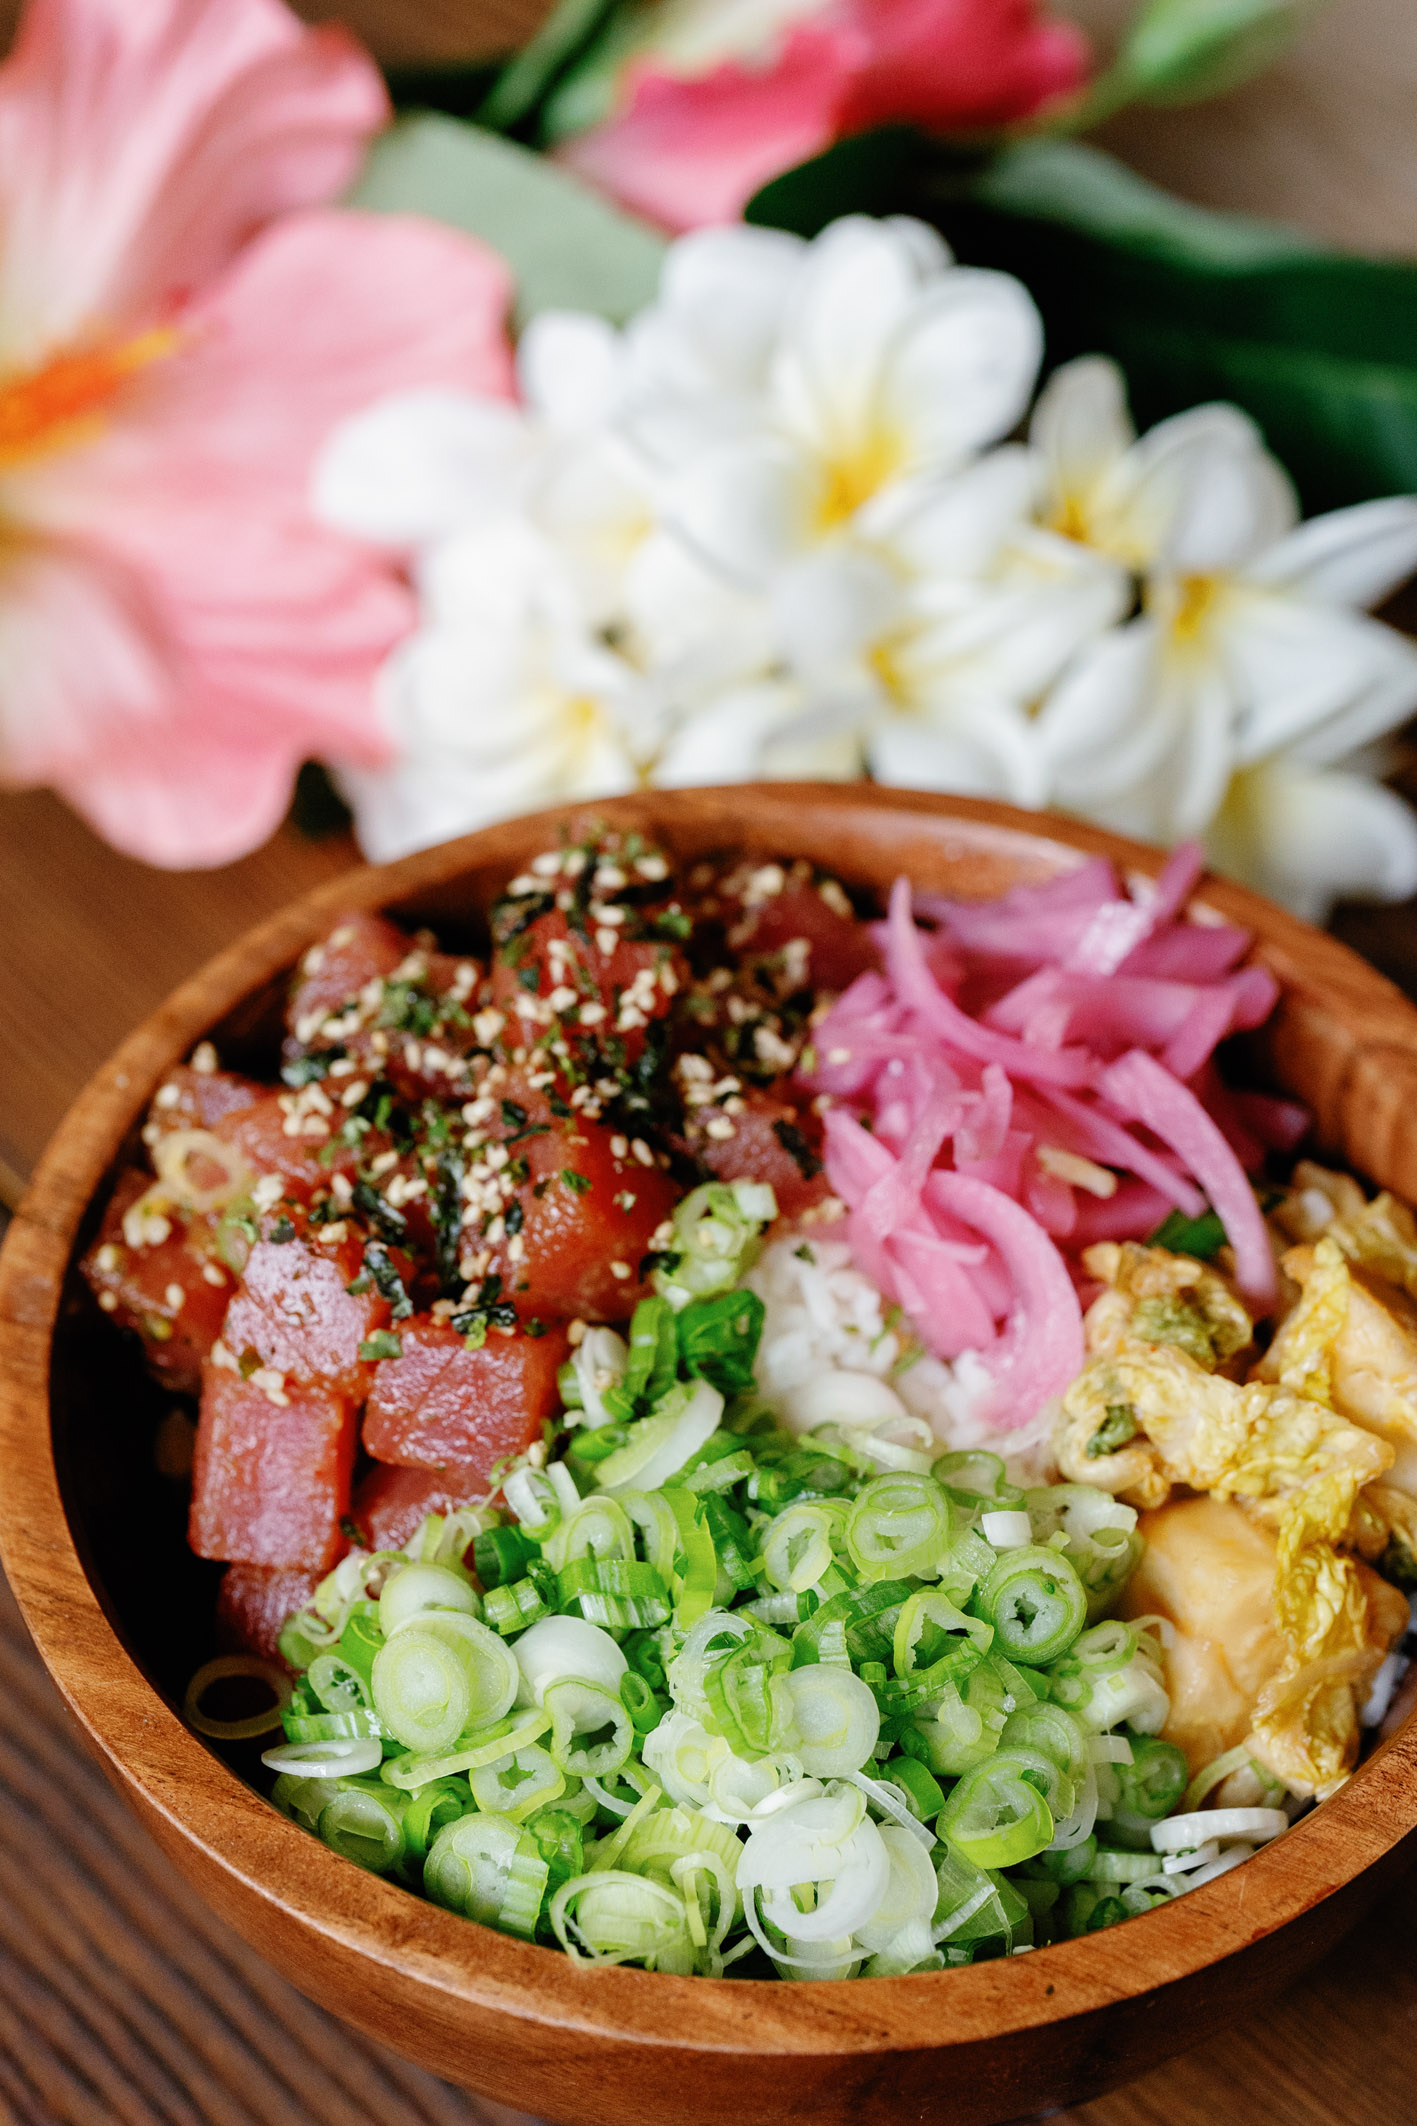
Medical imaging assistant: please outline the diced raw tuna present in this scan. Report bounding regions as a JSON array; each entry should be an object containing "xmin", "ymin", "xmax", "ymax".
[
  {"xmin": 734, "ymin": 884, "xmax": 879, "ymax": 994},
  {"xmin": 190, "ymin": 1367, "xmax": 356, "ymax": 1571},
  {"xmin": 696, "ymin": 1088, "xmax": 831, "ymax": 1222},
  {"xmin": 215, "ymin": 1562, "xmax": 328, "ymax": 1666},
  {"xmin": 219, "ymin": 1228, "xmax": 389, "ymax": 1396},
  {"xmin": 144, "ymin": 1064, "xmax": 263, "ymax": 1140},
  {"xmin": 489, "ymin": 1096, "xmax": 680, "ymax": 1320},
  {"xmin": 362, "ymin": 1316, "xmax": 569, "ymax": 1480},
  {"xmin": 81, "ymin": 1169, "xmax": 234, "ymax": 1394},
  {"xmin": 491, "ymin": 909, "xmax": 683, "ymax": 1065},
  {"xmin": 286, "ymin": 912, "xmax": 407, "ymax": 1045},
  {"xmin": 350, "ymin": 1462, "xmax": 491, "ymax": 1554},
  {"xmin": 213, "ymin": 1091, "xmax": 357, "ymax": 1203}
]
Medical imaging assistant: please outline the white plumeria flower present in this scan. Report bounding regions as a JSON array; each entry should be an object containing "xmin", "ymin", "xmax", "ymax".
[
  {"xmin": 335, "ymin": 523, "xmax": 657, "ymax": 862},
  {"xmin": 1032, "ymin": 356, "xmax": 1417, "ymax": 917},
  {"xmin": 625, "ymin": 216, "xmax": 1044, "ymax": 591},
  {"xmin": 760, "ymin": 451, "xmax": 1128, "ymax": 803}
]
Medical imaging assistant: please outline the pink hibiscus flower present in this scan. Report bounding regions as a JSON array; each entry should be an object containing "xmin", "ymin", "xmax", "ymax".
[
  {"xmin": 559, "ymin": 0, "xmax": 1090, "ymax": 233},
  {"xmin": 0, "ymin": 0, "xmax": 516, "ymax": 866}
]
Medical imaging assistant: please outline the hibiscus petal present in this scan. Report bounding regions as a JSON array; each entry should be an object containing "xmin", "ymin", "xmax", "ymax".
[
  {"xmin": 0, "ymin": 537, "xmax": 174, "ymax": 783},
  {"xmin": 557, "ymin": 21, "xmax": 850, "ymax": 232},
  {"xmin": 0, "ymin": 0, "xmax": 386, "ymax": 366}
]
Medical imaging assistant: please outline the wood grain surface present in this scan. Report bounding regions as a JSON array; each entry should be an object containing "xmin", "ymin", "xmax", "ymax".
[{"xmin": 0, "ymin": 784, "xmax": 1415, "ymax": 2125}]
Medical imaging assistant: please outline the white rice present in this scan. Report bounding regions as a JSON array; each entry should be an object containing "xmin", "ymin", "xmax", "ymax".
[{"xmin": 745, "ymin": 1234, "xmax": 1058, "ymax": 1485}]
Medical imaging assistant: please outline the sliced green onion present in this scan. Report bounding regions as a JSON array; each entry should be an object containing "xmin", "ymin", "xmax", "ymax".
[
  {"xmin": 937, "ymin": 1753, "xmax": 1054, "ymax": 1870},
  {"xmin": 282, "ymin": 1707, "xmax": 381, "ymax": 1744},
  {"xmin": 514, "ymin": 1615, "xmax": 628, "ymax": 1705},
  {"xmin": 184, "ymin": 1655, "xmax": 291, "ymax": 1742},
  {"xmin": 550, "ymin": 1870, "xmax": 693, "ymax": 1970},
  {"xmin": 675, "ymin": 1289, "xmax": 765, "ymax": 1398},
  {"xmin": 262, "ymin": 1735, "xmax": 382, "ymax": 1778},
  {"xmin": 381, "ymin": 1706, "xmax": 552, "ymax": 1787},
  {"xmin": 780, "ymin": 1665, "xmax": 879, "ymax": 1776},
  {"xmin": 932, "ymin": 1450, "xmax": 1023, "ymax": 1510},
  {"xmin": 654, "ymin": 1182, "xmax": 777, "ymax": 1308},
  {"xmin": 468, "ymin": 1742, "xmax": 566, "ymax": 1821},
  {"xmin": 307, "ymin": 1651, "xmax": 373, "ymax": 1716},
  {"xmin": 316, "ymin": 1778, "xmax": 409, "ymax": 1874},
  {"xmin": 484, "ymin": 1565, "xmax": 556, "ymax": 1636},
  {"xmin": 594, "ymin": 1379, "xmax": 724, "ymax": 1495},
  {"xmin": 970, "ymin": 1546, "xmax": 1088, "ymax": 1666},
  {"xmin": 545, "ymin": 1679, "xmax": 634, "ymax": 1777},
  {"xmin": 603, "ymin": 1297, "xmax": 676, "ymax": 1420},
  {"xmin": 845, "ymin": 1473, "xmax": 951, "ymax": 1581},
  {"xmin": 473, "ymin": 1524, "xmax": 539, "ymax": 1589},
  {"xmin": 378, "ymin": 1561, "xmax": 480, "ymax": 1636},
  {"xmin": 424, "ymin": 1810, "xmax": 549, "ymax": 1936},
  {"xmin": 1087, "ymin": 1847, "xmax": 1164, "ymax": 1884}
]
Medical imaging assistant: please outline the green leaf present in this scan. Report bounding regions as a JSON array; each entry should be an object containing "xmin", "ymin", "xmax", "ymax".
[
  {"xmin": 1076, "ymin": 0, "xmax": 1318, "ymax": 125},
  {"xmin": 746, "ymin": 125, "xmax": 944, "ymax": 240},
  {"xmin": 348, "ymin": 114, "xmax": 666, "ymax": 325},
  {"xmin": 477, "ymin": 0, "xmax": 621, "ymax": 137},
  {"xmin": 934, "ymin": 139, "xmax": 1417, "ymax": 514}
]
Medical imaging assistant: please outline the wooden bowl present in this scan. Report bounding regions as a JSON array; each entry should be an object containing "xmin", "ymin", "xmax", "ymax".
[{"xmin": 4, "ymin": 785, "xmax": 1417, "ymax": 2126}]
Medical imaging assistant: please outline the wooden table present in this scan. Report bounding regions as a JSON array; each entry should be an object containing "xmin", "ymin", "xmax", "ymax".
[{"xmin": 0, "ymin": 783, "xmax": 1413, "ymax": 2126}]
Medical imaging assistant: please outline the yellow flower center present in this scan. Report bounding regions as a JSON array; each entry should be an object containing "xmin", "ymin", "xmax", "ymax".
[
  {"xmin": 1170, "ymin": 572, "xmax": 1221, "ymax": 646},
  {"xmin": 814, "ymin": 427, "xmax": 903, "ymax": 533},
  {"xmin": 0, "ymin": 327, "xmax": 178, "ymax": 470},
  {"xmin": 1048, "ymin": 491, "xmax": 1094, "ymax": 546}
]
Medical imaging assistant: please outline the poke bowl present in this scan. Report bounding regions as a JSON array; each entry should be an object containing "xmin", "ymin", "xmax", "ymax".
[{"xmin": 3, "ymin": 783, "xmax": 1417, "ymax": 2126}]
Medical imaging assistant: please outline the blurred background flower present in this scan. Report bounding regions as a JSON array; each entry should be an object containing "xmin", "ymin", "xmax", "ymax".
[
  {"xmin": 0, "ymin": 0, "xmax": 515, "ymax": 864},
  {"xmin": 549, "ymin": 0, "xmax": 1090, "ymax": 230},
  {"xmin": 315, "ymin": 208, "xmax": 1417, "ymax": 919}
]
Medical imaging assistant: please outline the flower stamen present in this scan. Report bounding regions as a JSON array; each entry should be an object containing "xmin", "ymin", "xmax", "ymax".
[{"xmin": 0, "ymin": 326, "xmax": 179, "ymax": 468}]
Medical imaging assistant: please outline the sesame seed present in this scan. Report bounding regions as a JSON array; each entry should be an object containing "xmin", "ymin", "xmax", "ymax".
[
  {"xmin": 568, "ymin": 1319, "xmax": 587, "ymax": 1347},
  {"xmin": 97, "ymin": 1291, "xmax": 118, "ymax": 1313},
  {"xmin": 251, "ymin": 1368, "xmax": 289, "ymax": 1408},
  {"xmin": 329, "ymin": 924, "xmax": 357, "ymax": 948},
  {"xmin": 141, "ymin": 1121, "xmax": 161, "ymax": 1147},
  {"xmin": 611, "ymin": 1135, "xmax": 628, "ymax": 1159},
  {"xmin": 331, "ymin": 1172, "xmax": 354, "ymax": 1204},
  {"xmin": 95, "ymin": 1243, "xmax": 120, "ymax": 1273},
  {"xmin": 328, "ymin": 1057, "xmax": 357, "ymax": 1078},
  {"xmin": 531, "ymin": 851, "xmax": 562, "ymax": 877},
  {"xmin": 595, "ymin": 928, "xmax": 619, "ymax": 958},
  {"xmin": 705, "ymin": 1117, "xmax": 737, "ymax": 1141},
  {"xmin": 300, "ymin": 944, "xmax": 327, "ymax": 976},
  {"xmin": 507, "ymin": 1233, "xmax": 526, "ymax": 1263},
  {"xmin": 579, "ymin": 1002, "xmax": 607, "ymax": 1027},
  {"xmin": 340, "ymin": 1079, "xmax": 370, "ymax": 1108},
  {"xmin": 164, "ymin": 1283, "xmax": 185, "ymax": 1311},
  {"xmin": 210, "ymin": 1339, "xmax": 238, "ymax": 1372},
  {"xmin": 202, "ymin": 1263, "xmax": 227, "ymax": 1287},
  {"xmin": 609, "ymin": 1260, "xmax": 631, "ymax": 1280},
  {"xmin": 473, "ymin": 1008, "xmax": 505, "ymax": 1046},
  {"xmin": 190, "ymin": 1041, "xmax": 218, "ymax": 1075},
  {"xmin": 827, "ymin": 1047, "xmax": 851, "ymax": 1065},
  {"xmin": 251, "ymin": 1175, "xmax": 283, "ymax": 1212},
  {"xmin": 316, "ymin": 1219, "xmax": 349, "ymax": 1245},
  {"xmin": 631, "ymin": 1139, "xmax": 655, "ymax": 1168},
  {"xmin": 547, "ymin": 985, "xmax": 577, "ymax": 1014},
  {"xmin": 635, "ymin": 854, "xmax": 668, "ymax": 881}
]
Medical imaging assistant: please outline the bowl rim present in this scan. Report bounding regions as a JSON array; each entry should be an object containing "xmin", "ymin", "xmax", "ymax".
[{"xmin": 4, "ymin": 782, "xmax": 1417, "ymax": 2062}]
